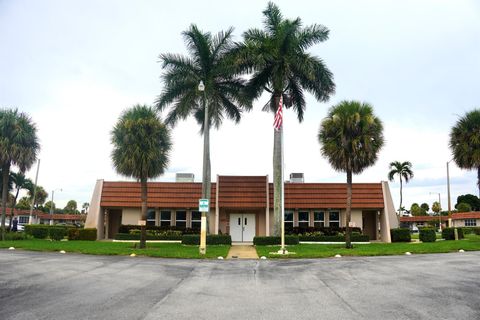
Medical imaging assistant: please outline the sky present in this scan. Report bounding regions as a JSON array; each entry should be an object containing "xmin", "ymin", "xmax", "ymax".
[{"xmin": 1, "ymin": 0, "xmax": 479, "ymax": 211}]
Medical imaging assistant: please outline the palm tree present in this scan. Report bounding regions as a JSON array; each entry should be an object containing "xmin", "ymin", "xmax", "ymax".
[
  {"xmin": 82, "ymin": 202, "xmax": 90, "ymax": 214},
  {"xmin": 388, "ymin": 161, "xmax": 414, "ymax": 220},
  {"xmin": 235, "ymin": 2, "xmax": 335, "ymax": 235},
  {"xmin": 9, "ymin": 171, "xmax": 34, "ymax": 230},
  {"xmin": 450, "ymin": 109, "xmax": 480, "ymax": 196},
  {"xmin": 156, "ymin": 24, "xmax": 251, "ymax": 223},
  {"xmin": 0, "ymin": 109, "xmax": 40, "ymax": 240},
  {"xmin": 111, "ymin": 105, "xmax": 171, "ymax": 248},
  {"xmin": 318, "ymin": 101, "xmax": 384, "ymax": 248}
]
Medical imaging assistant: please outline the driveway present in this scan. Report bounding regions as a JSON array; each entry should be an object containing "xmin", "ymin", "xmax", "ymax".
[{"xmin": 0, "ymin": 250, "xmax": 479, "ymax": 320}]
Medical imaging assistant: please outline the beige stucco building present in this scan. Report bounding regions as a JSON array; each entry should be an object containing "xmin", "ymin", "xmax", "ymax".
[{"xmin": 85, "ymin": 175, "xmax": 398, "ymax": 242}]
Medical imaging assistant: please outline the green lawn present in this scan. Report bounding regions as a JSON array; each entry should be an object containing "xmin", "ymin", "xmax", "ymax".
[
  {"xmin": 0, "ymin": 240, "xmax": 230, "ymax": 259},
  {"xmin": 256, "ymin": 235, "xmax": 480, "ymax": 259}
]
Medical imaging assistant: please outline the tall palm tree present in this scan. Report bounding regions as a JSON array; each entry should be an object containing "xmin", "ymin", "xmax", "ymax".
[
  {"xmin": 111, "ymin": 105, "xmax": 171, "ymax": 249},
  {"xmin": 388, "ymin": 161, "xmax": 413, "ymax": 219},
  {"xmin": 450, "ymin": 109, "xmax": 480, "ymax": 196},
  {"xmin": 0, "ymin": 109, "xmax": 40, "ymax": 240},
  {"xmin": 318, "ymin": 101, "xmax": 384, "ymax": 248},
  {"xmin": 156, "ymin": 24, "xmax": 251, "ymax": 221},
  {"xmin": 9, "ymin": 171, "xmax": 34, "ymax": 230},
  {"xmin": 235, "ymin": 2, "xmax": 335, "ymax": 235}
]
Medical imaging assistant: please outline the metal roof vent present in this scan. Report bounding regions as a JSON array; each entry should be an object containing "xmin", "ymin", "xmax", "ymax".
[
  {"xmin": 176, "ymin": 173, "xmax": 195, "ymax": 182},
  {"xmin": 289, "ymin": 173, "xmax": 304, "ymax": 183}
]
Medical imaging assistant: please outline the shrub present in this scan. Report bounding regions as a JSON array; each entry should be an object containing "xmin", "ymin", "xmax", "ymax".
[
  {"xmin": 419, "ymin": 228, "xmax": 436, "ymax": 242},
  {"xmin": 390, "ymin": 228, "xmax": 411, "ymax": 242},
  {"xmin": 287, "ymin": 226, "xmax": 362, "ymax": 236},
  {"xmin": 69, "ymin": 228, "xmax": 97, "ymax": 241},
  {"xmin": 4, "ymin": 232, "xmax": 32, "ymax": 240},
  {"xmin": 119, "ymin": 224, "xmax": 199, "ymax": 234},
  {"xmin": 115, "ymin": 232, "xmax": 183, "ymax": 241},
  {"xmin": 441, "ymin": 227, "xmax": 464, "ymax": 240},
  {"xmin": 253, "ymin": 235, "xmax": 299, "ymax": 246},
  {"xmin": 181, "ymin": 234, "xmax": 232, "ymax": 245},
  {"xmin": 49, "ymin": 227, "xmax": 67, "ymax": 241},
  {"xmin": 25, "ymin": 225, "xmax": 49, "ymax": 239},
  {"xmin": 298, "ymin": 234, "xmax": 369, "ymax": 242}
]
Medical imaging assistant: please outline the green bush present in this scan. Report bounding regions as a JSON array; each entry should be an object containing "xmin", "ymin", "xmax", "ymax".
[
  {"xmin": 461, "ymin": 227, "xmax": 480, "ymax": 235},
  {"xmin": 49, "ymin": 227, "xmax": 67, "ymax": 241},
  {"xmin": 115, "ymin": 232, "xmax": 184, "ymax": 241},
  {"xmin": 419, "ymin": 228, "xmax": 436, "ymax": 242},
  {"xmin": 298, "ymin": 234, "xmax": 369, "ymax": 242},
  {"xmin": 25, "ymin": 225, "xmax": 49, "ymax": 239},
  {"xmin": 181, "ymin": 234, "xmax": 232, "ymax": 245},
  {"xmin": 253, "ymin": 235, "xmax": 299, "ymax": 246},
  {"xmin": 390, "ymin": 228, "xmax": 411, "ymax": 242},
  {"xmin": 4, "ymin": 232, "xmax": 32, "ymax": 240},
  {"xmin": 68, "ymin": 228, "xmax": 97, "ymax": 241},
  {"xmin": 441, "ymin": 227, "xmax": 464, "ymax": 240}
]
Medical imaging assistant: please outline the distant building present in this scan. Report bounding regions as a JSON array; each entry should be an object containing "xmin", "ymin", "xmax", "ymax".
[
  {"xmin": 3, "ymin": 208, "xmax": 86, "ymax": 226},
  {"xmin": 86, "ymin": 175, "xmax": 398, "ymax": 242}
]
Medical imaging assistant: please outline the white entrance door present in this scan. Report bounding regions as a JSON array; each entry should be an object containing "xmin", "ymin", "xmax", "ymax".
[{"xmin": 230, "ymin": 214, "xmax": 256, "ymax": 242}]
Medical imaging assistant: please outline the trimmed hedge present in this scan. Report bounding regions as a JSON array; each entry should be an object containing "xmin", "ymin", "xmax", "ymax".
[
  {"xmin": 298, "ymin": 234, "xmax": 370, "ymax": 242},
  {"xmin": 390, "ymin": 228, "xmax": 411, "ymax": 242},
  {"xmin": 25, "ymin": 224, "xmax": 74, "ymax": 240},
  {"xmin": 68, "ymin": 228, "xmax": 97, "ymax": 241},
  {"xmin": 253, "ymin": 235, "xmax": 299, "ymax": 246},
  {"xmin": 441, "ymin": 227, "xmax": 464, "ymax": 240},
  {"xmin": 181, "ymin": 234, "xmax": 232, "ymax": 245},
  {"xmin": 287, "ymin": 226, "xmax": 362, "ymax": 236},
  {"xmin": 419, "ymin": 228, "xmax": 436, "ymax": 242},
  {"xmin": 461, "ymin": 227, "xmax": 480, "ymax": 235},
  {"xmin": 115, "ymin": 233, "xmax": 183, "ymax": 241},
  {"xmin": 119, "ymin": 224, "xmax": 199, "ymax": 234}
]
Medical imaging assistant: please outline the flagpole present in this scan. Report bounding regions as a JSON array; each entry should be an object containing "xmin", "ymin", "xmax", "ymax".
[{"xmin": 280, "ymin": 123, "xmax": 285, "ymax": 254}]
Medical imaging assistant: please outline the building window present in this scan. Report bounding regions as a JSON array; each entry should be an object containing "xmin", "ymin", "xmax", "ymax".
[
  {"xmin": 175, "ymin": 211, "xmax": 187, "ymax": 228},
  {"xmin": 285, "ymin": 211, "xmax": 294, "ymax": 231},
  {"xmin": 146, "ymin": 209, "xmax": 156, "ymax": 226},
  {"xmin": 314, "ymin": 211, "xmax": 325, "ymax": 227},
  {"xmin": 160, "ymin": 211, "xmax": 171, "ymax": 226},
  {"xmin": 465, "ymin": 219, "xmax": 477, "ymax": 227},
  {"xmin": 18, "ymin": 216, "xmax": 29, "ymax": 224},
  {"xmin": 298, "ymin": 211, "xmax": 309, "ymax": 228},
  {"xmin": 329, "ymin": 211, "xmax": 340, "ymax": 228},
  {"xmin": 191, "ymin": 211, "xmax": 201, "ymax": 230}
]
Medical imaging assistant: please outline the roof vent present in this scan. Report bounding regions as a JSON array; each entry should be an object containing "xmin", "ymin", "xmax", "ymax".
[
  {"xmin": 289, "ymin": 173, "xmax": 304, "ymax": 183},
  {"xmin": 176, "ymin": 173, "xmax": 195, "ymax": 182}
]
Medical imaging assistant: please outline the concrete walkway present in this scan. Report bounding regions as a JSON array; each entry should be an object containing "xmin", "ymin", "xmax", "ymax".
[{"xmin": 227, "ymin": 245, "xmax": 259, "ymax": 259}]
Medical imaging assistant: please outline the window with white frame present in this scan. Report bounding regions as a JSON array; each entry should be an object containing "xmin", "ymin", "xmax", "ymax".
[
  {"xmin": 18, "ymin": 216, "xmax": 29, "ymax": 224},
  {"xmin": 298, "ymin": 211, "xmax": 309, "ymax": 228},
  {"xmin": 160, "ymin": 210, "xmax": 171, "ymax": 226},
  {"xmin": 465, "ymin": 219, "xmax": 477, "ymax": 227},
  {"xmin": 329, "ymin": 211, "xmax": 340, "ymax": 228},
  {"xmin": 191, "ymin": 211, "xmax": 201, "ymax": 230},
  {"xmin": 285, "ymin": 211, "xmax": 294, "ymax": 231},
  {"xmin": 146, "ymin": 209, "xmax": 156, "ymax": 226},
  {"xmin": 313, "ymin": 211, "xmax": 325, "ymax": 227},
  {"xmin": 175, "ymin": 211, "xmax": 187, "ymax": 228}
]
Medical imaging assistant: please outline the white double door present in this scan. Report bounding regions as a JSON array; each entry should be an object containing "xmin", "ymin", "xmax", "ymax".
[{"xmin": 230, "ymin": 214, "xmax": 256, "ymax": 242}]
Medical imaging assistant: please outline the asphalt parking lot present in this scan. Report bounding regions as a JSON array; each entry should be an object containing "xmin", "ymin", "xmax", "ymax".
[{"xmin": 1, "ymin": 250, "xmax": 479, "ymax": 320}]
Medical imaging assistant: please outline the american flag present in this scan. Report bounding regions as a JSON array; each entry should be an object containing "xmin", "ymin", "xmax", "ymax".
[{"xmin": 273, "ymin": 96, "xmax": 283, "ymax": 131}]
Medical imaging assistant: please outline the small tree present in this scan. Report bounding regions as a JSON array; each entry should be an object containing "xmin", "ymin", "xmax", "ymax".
[
  {"xmin": 319, "ymin": 101, "xmax": 384, "ymax": 248},
  {"xmin": 457, "ymin": 202, "xmax": 472, "ymax": 212},
  {"xmin": 455, "ymin": 194, "xmax": 480, "ymax": 211},
  {"xmin": 64, "ymin": 200, "xmax": 78, "ymax": 213},
  {"xmin": 432, "ymin": 201, "xmax": 442, "ymax": 216},
  {"xmin": 111, "ymin": 105, "xmax": 171, "ymax": 248},
  {"xmin": 388, "ymin": 161, "xmax": 413, "ymax": 220},
  {"xmin": 82, "ymin": 202, "xmax": 90, "ymax": 214},
  {"xmin": 420, "ymin": 203, "xmax": 429, "ymax": 213}
]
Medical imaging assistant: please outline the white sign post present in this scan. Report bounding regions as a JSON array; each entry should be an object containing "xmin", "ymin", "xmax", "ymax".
[{"xmin": 199, "ymin": 199, "xmax": 209, "ymax": 254}]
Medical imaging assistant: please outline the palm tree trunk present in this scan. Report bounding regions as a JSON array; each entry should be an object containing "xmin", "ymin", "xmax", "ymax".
[
  {"xmin": 273, "ymin": 95, "xmax": 282, "ymax": 236},
  {"xmin": 345, "ymin": 169, "xmax": 352, "ymax": 249},
  {"xmin": 139, "ymin": 177, "xmax": 148, "ymax": 249},
  {"xmin": 1, "ymin": 165, "xmax": 10, "ymax": 241},
  {"xmin": 9, "ymin": 187, "xmax": 20, "ymax": 231},
  {"xmin": 202, "ymin": 96, "xmax": 211, "ymax": 234},
  {"xmin": 398, "ymin": 177, "xmax": 403, "ymax": 224},
  {"xmin": 477, "ymin": 166, "xmax": 480, "ymax": 198}
]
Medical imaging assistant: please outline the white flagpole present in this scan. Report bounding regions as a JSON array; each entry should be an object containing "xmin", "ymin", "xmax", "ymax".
[{"xmin": 280, "ymin": 96, "xmax": 286, "ymax": 254}]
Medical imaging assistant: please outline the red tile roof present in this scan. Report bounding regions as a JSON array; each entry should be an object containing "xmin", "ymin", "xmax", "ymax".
[
  {"xmin": 451, "ymin": 212, "xmax": 480, "ymax": 219},
  {"xmin": 100, "ymin": 177, "xmax": 385, "ymax": 210},
  {"xmin": 3, "ymin": 208, "xmax": 85, "ymax": 220},
  {"xmin": 400, "ymin": 216, "xmax": 448, "ymax": 222}
]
